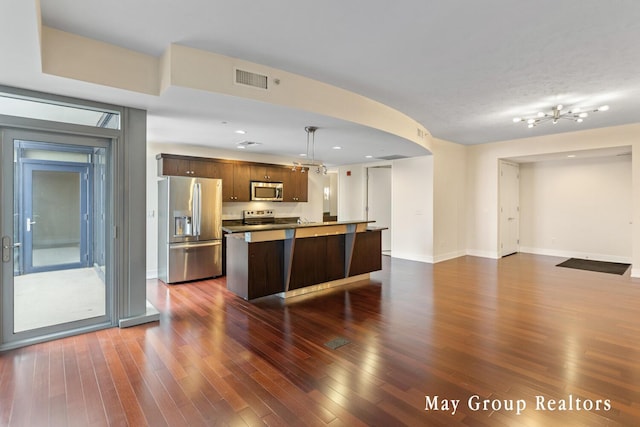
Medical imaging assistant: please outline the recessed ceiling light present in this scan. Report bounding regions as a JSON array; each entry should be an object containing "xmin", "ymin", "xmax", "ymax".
[
  {"xmin": 299, "ymin": 153, "xmax": 307, "ymax": 157},
  {"xmin": 332, "ymin": 146, "xmax": 342, "ymax": 150},
  {"xmin": 567, "ymin": 154, "xmax": 576, "ymax": 158},
  {"xmin": 365, "ymin": 155, "xmax": 373, "ymax": 159},
  {"xmin": 235, "ymin": 130, "xmax": 246, "ymax": 134}
]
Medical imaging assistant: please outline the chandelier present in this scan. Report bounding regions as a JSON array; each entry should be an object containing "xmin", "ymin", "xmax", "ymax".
[
  {"xmin": 292, "ymin": 126, "xmax": 327, "ymax": 175},
  {"xmin": 513, "ymin": 104, "xmax": 609, "ymax": 128}
]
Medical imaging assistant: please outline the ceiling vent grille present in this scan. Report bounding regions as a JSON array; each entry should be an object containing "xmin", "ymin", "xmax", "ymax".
[
  {"xmin": 375, "ymin": 154, "xmax": 408, "ymax": 161},
  {"xmin": 237, "ymin": 140, "xmax": 262, "ymax": 148},
  {"xmin": 235, "ymin": 68, "xmax": 268, "ymax": 90}
]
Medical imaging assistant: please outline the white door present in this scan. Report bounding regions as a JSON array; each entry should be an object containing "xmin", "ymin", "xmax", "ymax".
[
  {"xmin": 499, "ymin": 161, "xmax": 520, "ymax": 256},
  {"xmin": 367, "ymin": 166, "xmax": 391, "ymax": 253}
]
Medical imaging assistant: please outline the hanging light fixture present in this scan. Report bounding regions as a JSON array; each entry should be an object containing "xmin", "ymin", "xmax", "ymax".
[
  {"xmin": 513, "ymin": 104, "xmax": 609, "ymax": 128},
  {"xmin": 292, "ymin": 126, "xmax": 327, "ymax": 174}
]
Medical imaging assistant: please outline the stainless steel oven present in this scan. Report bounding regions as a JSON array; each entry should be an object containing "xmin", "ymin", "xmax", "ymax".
[{"xmin": 250, "ymin": 181, "xmax": 283, "ymax": 201}]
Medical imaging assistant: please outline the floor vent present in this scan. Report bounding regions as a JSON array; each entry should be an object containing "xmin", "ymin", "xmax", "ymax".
[
  {"xmin": 324, "ymin": 337, "xmax": 350, "ymax": 350},
  {"xmin": 235, "ymin": 68, "xmax": 268, "ymax": 90}
]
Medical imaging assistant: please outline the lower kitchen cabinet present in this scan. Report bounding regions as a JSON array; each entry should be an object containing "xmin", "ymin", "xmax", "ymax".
[
  {"xmin": 225, "ymin": 223, "xmax": 382, "ymax": 301},
  {"xmin": 226, "ymin": 237, "xmax": 284, "ymax": 299},
  {"xmin": 289, "ymin": 235, "xmax": 345, "ymax": 290},
  {"xmin": 349, "ymin": 230, "xmax": 382, "ymax": 276}
]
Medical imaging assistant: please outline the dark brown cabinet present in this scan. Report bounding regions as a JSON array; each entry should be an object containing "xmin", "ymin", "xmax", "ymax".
[
  {"xmin": 157, "ymin": 153, "xmax": 307, "ymax": 203},
  {"xmin": 282, "ymin": 169, "xmax": 308, "ymax": 202},
  {"xmin": 227, "ymin": 237, "xmax": 284, "ymax": 300},
  {"xmin": 247, "ymin": 241, "xmax": 285, "ymax": 299},
  {"xmin": 289, "ymin": 235, "xmax": 345, "ymax": 290},
  {"xmin": 226, "ymin": 225, "xmax": 382, "ymax": 300},
  {"xmin": 158, "ymin": 156, "xmax": 222, "ymax": 178},
  {"xmin": 349, "ymin": 230, "xmax": 382, "ymax": 276},
  {"xmin": 250, "ymin": 165, "xmax": 286, "ymax": 182},
  {"xmin": 219, "ymin": 162, "xmax": 251, "ymax": 202}
]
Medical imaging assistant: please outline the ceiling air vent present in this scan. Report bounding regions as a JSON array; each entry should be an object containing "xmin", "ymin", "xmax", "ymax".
[
  {"xmin": 375, "ymin": 154, "xmax": 408, "ymax": 161},
  {"xmin": 235, "ymin": 68, "xmax": 268, "ymax": 90},
  {"xmin": 236, "ymin": 141, "xmax": 262, "ymax": 149}
]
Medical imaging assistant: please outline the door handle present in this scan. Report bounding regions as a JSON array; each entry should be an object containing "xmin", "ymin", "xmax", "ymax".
[
  {"xmin": 2, "ymin": 236, "xmax": 11, "ymax": 262},
  {"xmin": 26, "ymin": 217, "xmax": 36, "ymax": 232}
]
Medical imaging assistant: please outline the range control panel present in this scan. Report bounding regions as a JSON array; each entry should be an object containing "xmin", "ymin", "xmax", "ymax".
[{"xmin": 242, "ymin": 209, "xmax": 274, "ymax": 219}]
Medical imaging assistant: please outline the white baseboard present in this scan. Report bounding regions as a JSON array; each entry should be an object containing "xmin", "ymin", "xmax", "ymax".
[
  {"xmin": 391, "ymin": 252, "xmax": 434, "ymax": 264},
  {"xmin": 146, "ymin": 269, "xmax": 158, "ymax": 280},
  {"xmin": 518, "ymin": 247, "xmax": 631, "ymax": 264},
  {"xmin": 433, "ymin": 250, "xmax": 467, "ymax": 263},
  {"xmin": 465, "ymin": 249, "xmax": 500, "ymax": 260}
]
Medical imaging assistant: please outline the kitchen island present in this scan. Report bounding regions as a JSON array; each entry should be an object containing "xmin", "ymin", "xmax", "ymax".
[{"xmin": 224, "ymin": 221, "xmax": 384, "ymax": 300}]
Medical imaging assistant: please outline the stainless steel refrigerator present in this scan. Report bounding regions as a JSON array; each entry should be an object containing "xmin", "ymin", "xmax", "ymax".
[{"xmin": 158, "ymin": 176, "xmax": 222, "ymax": 283}]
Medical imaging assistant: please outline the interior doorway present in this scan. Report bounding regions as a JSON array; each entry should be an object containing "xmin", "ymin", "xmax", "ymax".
[
  {"xmin": 499, "ymin": 160, "xmax": 520, "ymax": 256},
  {"xmin": 367, "ymin": 166, "xmax": 392, "ymax": 255}
]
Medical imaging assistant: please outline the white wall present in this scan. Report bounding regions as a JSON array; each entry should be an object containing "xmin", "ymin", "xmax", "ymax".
[
  {"xmin": 146, "ymin": 141, "xmax": 324, "ymax": 278},
  {"xmin": 337, "ymin": 164, "xmax": 368, "ymax": 221},
  {"xmin": 338, "ymin": 155, "xmax": 434, "ymax": 263},
  {"xmin": 519, "ymin": 155, "xmax": 632, "ymax": 262},
  {"xmin": 433, "ymin": 138, "xmax": 467, "ymax": 262},
  {"xmin": 465, "ymin": 123, "xmax": 640, "ymax": 276},
  {"xmin": 392, "ymin": 156, "xmax": 434, "ymax": 262}
]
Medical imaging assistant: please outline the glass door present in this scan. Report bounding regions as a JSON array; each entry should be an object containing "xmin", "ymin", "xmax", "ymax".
[
  {"xmin": 22, "ymin": 162, "xmax": 90, "ymax": 273},
  {"xmin": 1, "ymin": 130, "xmax": 111, "ymax": 339}
]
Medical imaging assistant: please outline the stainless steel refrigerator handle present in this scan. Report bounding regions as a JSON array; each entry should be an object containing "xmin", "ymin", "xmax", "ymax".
[
  {"xmin": 191, "ymin": 182, "xmax": 197, "ymax": 236},
  {"xmin": 169, "ymin": 240, "xmax": 221, "ymax": 249},
  {"xmin": 194, "ymin": 182, "xmax": 201, "ymax": 236}
]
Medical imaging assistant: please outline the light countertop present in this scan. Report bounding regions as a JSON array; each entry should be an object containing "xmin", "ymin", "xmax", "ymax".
[{"xmin": 222, "ymin": 220, "xmax": 375, "ymax": 234}]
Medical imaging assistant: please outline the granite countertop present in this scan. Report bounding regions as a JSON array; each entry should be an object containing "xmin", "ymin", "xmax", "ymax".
[{"xmin": 222, "ymin": 220, "xmax": 375, "ymax": 234}]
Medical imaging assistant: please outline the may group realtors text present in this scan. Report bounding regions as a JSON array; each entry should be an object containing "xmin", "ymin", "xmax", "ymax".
[{"xmin": 425, "ymin": 394, "xmax": 611, "ymax": 416}]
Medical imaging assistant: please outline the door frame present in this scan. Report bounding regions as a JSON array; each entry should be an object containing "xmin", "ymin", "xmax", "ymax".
[
  {"xmin": 0, "ymin": 84, "xmax": 154, "ymax": 352},
  {"xmin": 1, "ymin": 128, "xmax": 113, "ymax": 346},
  {"xmin": 366, "ymin": 165, "xmax": 392, "ymax": 253},
  {"xmin": 498, "ymin": 160, "xmax": 520, "ymax": 257}
]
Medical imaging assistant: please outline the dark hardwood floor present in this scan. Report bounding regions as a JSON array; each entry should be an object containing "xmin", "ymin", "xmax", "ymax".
[{"xmin": 2, "ymin": 253, "xmax": 640, "ymax": 426}]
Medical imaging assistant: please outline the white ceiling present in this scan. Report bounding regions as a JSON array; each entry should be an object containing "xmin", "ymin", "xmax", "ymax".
[{"xmin": 2, "ymin": 1, "xmax": 640, "ymax": 166}]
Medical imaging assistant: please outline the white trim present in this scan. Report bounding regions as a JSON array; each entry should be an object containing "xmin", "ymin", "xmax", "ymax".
[
  {"xmin": 466, "ymin": 249, "xmax": 500, "ymax": 259},
  {"xmin": 433, "ymin": 250, "xmax": 467, "ymax": 263},
  {"xmin": 391, "ymin": 252, "xmax": 434, "ymax": 264},
  {"xmin": 519, "ymin": 246, "xmax": 632, "ymax": 264}
]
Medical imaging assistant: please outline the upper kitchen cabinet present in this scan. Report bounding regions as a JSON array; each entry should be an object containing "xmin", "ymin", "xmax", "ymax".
[
  {"xmin": 157, "ymin": 153, "xmax": 307, "ymax": 202},
  {"xmin": 283, "ymin": 168, "xmax": 308, "ymax": 202},
  {"xmin": 157, "ymin": 154, "xmax": 222, "ymax": 178},
  {"xmin": 250, "ymin": 165, "xmax": 286, "ymax": 182},
  {"xmin": 220, "ymin": 162, "xmax": 251, "ymax": 202}
]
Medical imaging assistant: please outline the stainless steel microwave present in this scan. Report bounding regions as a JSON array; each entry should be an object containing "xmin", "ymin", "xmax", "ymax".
[{"xmin": 250, "ymin": 181, "xmax": 283, "ymax": 201}]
